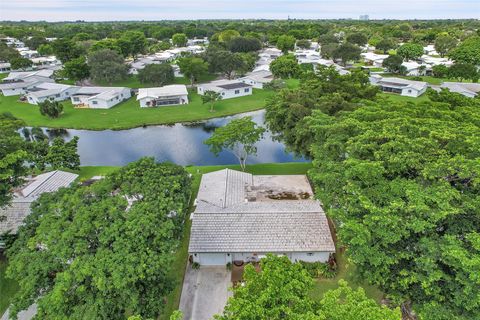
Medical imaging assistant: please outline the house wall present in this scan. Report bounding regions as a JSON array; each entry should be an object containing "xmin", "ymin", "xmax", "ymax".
[
  {"xmin": 240, "ymin": 78, "xmax": 264, "ymax": 89},
  {"xmin": 197, "ymin": 86, "xmax": 253, "ymax": 100},
  {"xmin": 192, "ymin": 251, "xmax": 331, "ymax": 266},
  {"xmin": 26, "ymin": 87, "xmax": 78, "ymax": 105},
  {"xmin": 1, "ymin": 87, "xmax": 28, "ymax": 96},
  {"xmin": 401, "ymin": 86, "xmax": 426, "ymax": 97},
  {"xmin": 138, "ymin": 94, "xmax": 188, "ymax": 107}
]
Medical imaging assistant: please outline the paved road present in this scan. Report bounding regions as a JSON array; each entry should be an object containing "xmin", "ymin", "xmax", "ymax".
[
  {"xmin": 179, "ymin": 265, "xmax": 231, "ymax": 320},
  {"xmin": 1, "ymin": 304, "xmax": 37, "ymax": 320}
]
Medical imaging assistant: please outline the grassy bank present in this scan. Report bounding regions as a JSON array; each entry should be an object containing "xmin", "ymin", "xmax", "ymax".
[
  {"xmin": 0, "ymin": 254, "xmax": 19, "ymax": 315},
  {"xmin": 0, "ymin": 88, "xmax": 272, "ymax": 130}
]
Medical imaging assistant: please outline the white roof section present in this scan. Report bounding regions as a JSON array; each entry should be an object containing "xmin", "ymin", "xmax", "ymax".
[
  {"xmin": 137, "ymin": 85, "xmax": 188, "ymax": 100},
  {"xmin": 72, "ymin": 86, "xmax": 129, "ymax": 101},
  {"xmin": 199, "ymin": 79, "xmax": 252, "ymax": 91},
  {"xmin": 27, "ymin": 83, "xmax": 77, "ymax": 98},
  {"xmin": 376, "ymin": 76, "xmax": 427, "ymax": 91},
  {"xmin": 240, "ymin": 70, "xmax": 274, "ymax": 83},
  {"xmin": 4, "ymin": 69, "xmax": 54, "ymax": 81},
  {"xmin": 441, "ymin": 82, "xmax": 480, "ymax": 97}
]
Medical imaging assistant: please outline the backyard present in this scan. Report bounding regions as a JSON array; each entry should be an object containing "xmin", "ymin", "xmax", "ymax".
[{"xmin": 0, "ymin": 88, "xmax": 273, "ymax": 130}]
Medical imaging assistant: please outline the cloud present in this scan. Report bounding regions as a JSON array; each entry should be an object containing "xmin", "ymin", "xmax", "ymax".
[{"xmin": 1, "ymin": 0, "xmax": 479, "ymax": 21}]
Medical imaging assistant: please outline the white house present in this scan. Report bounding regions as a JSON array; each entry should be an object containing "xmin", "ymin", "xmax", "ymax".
[
  {"xmin": 0, "ymin": 62, "xmax": 11, "ymax": 73},
  {"xmin": 440, "ymin": 82, "xmax": 480, "ymax": 98},
  {"xmin": 137, "ymin": 85, "xmax": 189, "ymax": 107},
  {"xmin": 370, "ymin": 75, "xmax": 428, "ymax": 97},
  {"xmin": 0, "ymin": 70, "xmax": 55, "ymax": 96},
  {"xmin": 361, "ymin": 52, "xmax": 389, "ymax": 68},
  {"xmin": 402, "ymin": 61, "xmax": 430, "ymax": 76},
  {"xmin": 30, "ymin": 56, "xmax": 60, "ymax": 68},
  {"xmin": 0, "ymin": 170, "xmax": 78, "ymax": 246},
  {"xmin": 424, "ymin": 44, "xmax": 439, "ymax": 56},
  {"xmin": 197, "ymin": 80, "xmax": 253, "ymax": 99},
  {"xmin": 71, "ymin": 87, "xmax": 131, "ymax": 109},
  {"xmin": 188, "ymin": 169, "xmax": 336, "ymax": 266},
  {"xmin": 240, "ymin": 70, "xmax": 273, "ymax": 89},
  {"xmin": 26, "ymin": 83, "xmax": 79, "ymax": 105}
]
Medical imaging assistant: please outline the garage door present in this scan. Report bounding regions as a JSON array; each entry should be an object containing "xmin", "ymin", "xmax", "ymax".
[{"xmin": 199, "ymin": 253, "xmax": 226, "ymax": 266}]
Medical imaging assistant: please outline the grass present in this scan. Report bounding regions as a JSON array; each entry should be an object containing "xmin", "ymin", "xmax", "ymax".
[
  {"xmin": 0, "ymin": 254, "xmax": 19, "ymax": 315},
  {"xmin": 309, "ymin": 248, "xmax": 384, "ymax": 303},
  {"xmin": 0, "ymin": 88, "xmax": 273, "ymax": 130},
  {"xmin": 381, "ymin": 73, "xmax": 473, "ymax": 86},
  {"xmin": 378, "ymin": 92, "xmax": 431, "ymax": 103},
  {"xmin": 93, "ymin": 74, "xmax": 217, "ymax": 88}
]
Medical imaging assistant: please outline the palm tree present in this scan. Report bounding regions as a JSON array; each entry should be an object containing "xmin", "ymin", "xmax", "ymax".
[{"xmin": 201, "ymin": 90, "xmax": 222, "ymax": 112}]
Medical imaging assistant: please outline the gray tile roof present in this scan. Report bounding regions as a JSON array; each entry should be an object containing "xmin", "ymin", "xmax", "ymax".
[
  {"xmin": 190, "ymin": 169, "xmax": 335, "ymax": 253},
  {"xmin": 189, "ymin": 211, "xmax": 335, "ymax": 253},
  {"xmin": 0, "ymin": 170, "xmax": 78, "ymax": 234}
]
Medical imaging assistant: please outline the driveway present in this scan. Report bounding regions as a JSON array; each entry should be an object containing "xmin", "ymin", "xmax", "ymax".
[{"xmin": 179, "ymin": 265, "xmax": 232, "ymax": 320}]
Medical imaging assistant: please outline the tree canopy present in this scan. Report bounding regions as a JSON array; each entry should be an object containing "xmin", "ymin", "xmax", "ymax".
[
  {"xmin": 138, "ymin": 63, "xmax": 174, "ymax": 86},
  {"xmin": 87, "ymin": 49, "xmax": 128, "ymax": 84},
  {"xmin": 7, "ymin": 158, "xmax": 192, "ymax": 319}
]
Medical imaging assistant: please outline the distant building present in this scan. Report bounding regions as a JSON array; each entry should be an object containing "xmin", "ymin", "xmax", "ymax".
[
  {"xmin": 359, "ymin": 14, "xmax": 369, "ymax": 21},
  {"xmin": 197, "ymin": 80, "xmax": 253, "ymax": 100},
  {"xmin": 370, "ymin": 75, "xmax": 427, "ymax": 97},
  {"xmin": 137, "ymin": 85, "xmax": 189, "ymax": 107}
]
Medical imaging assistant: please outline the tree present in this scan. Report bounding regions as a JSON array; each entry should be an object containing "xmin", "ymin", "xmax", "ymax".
[
  {"xmin": 37, "ymin": 43, "xmax": 54, "ymax": 56},
  {"xmin": 87, "ymin": 49, "xmax": 128, "ymax": 84},
  {"xmin": 318, "ymin": 280, "xmax": 401, "ymax": 320},
  {"xmin": 448, "ymin": 62, "xmax": 479, "ymax": 82},
  {"xmin": 0, "ymin": 113, "xmax": 28, "ymax": 207},
  {"xmin": 227, "ymin": 36, "xmax": 262, "ymax": 53},
  {"xmin": 177, "ymin": 56, "xmax": 209, "ymax": 86},
  {"xmin": 296, "ymin": 39, "xmax": 311, "ymax": 49},
  {"xmin": 201, "ymin": 90, "xmax": 222, "ymax": 112},
  {"xmin": 320, "ymin": 43, "xmax": 339, "ymax": 59},
  {"xmin": 61, "ymin": 56, "xmax": 90, "ymax": 82},
  {"xmin": 24, "ymin": 36, "xmax": 47, "ymax": 50},
  {"xmin": 6, "ymin": 158, "xmax": 192, "ymax": 319},
  {"xmin": 118, "ymin": 31, "xmax": 147, "ymax": 59},
  {"xmin": 308, "ymin": 101, "xmax": 480, "ymax": 319},
  {"xmin": 90, "ymin": 38, "xmax": 122, "ymax": 55},
  {"xmin": 346, "ymin": 33, "xmax": 368, "ymax": 46},
  {"xmin": 205, "ymin": 116, "xmax": 265, "ymax": 171},
  {"xmin": 333, "ymin": 43, "xmax": 362, "ymax": 66},
  {"xmin": 153, "ymin": 27, "xmax": 175, "ymax": 40},
  {"xmin": 9, "ymin": 57, "xmax": 32, "ymax": 70},
  {"xmin": 318, "ymin": 34, "xmax": 339, "ymax": 45},
  {"xmin": 432, "ymin": 64, "xmax": 449, "ymax": 78},
  {"xmin": 218, "ymin": 29, "xmax": 240, "ymax": 43},
  {"xmin": 376, "ymin": 38, "xmax": 396, "ymax": 53},
  {"xmin": 202, "ymin": 48, "xmax": 248, "ymax": 79},
  {"xmin": 276, "ymin": 35, "xmax": 296, "ymax": 53},
  {"xmin": 0, "ymin": 42, "xmax": 21, "ymax": 62},
  {"xmin": 396, "ymin": 43, "xmax": 424, "ymax": 61},
  {"xmin": 51, "ymin": 38, "xmax": 82, "ymax": 62},
  {"xmin": 138, "ymin": 63, "xmax": 174, "ymax": 86},
  {"xmin": 44, "ymin": 137, "xmax": 80, "ymax": 170},
  {"xmin": 216, "ymin": 255, "xmax": 400, "ymax": 320},
  {"xmin": 434, "ymin": 35, "xmax": 457, "ymax": 57},
  {"xmin": 270, "ymin": 54, "xmax": 301, "ymax": 79},
  {"xmin": 449, "ymin": 36, "xmax": 480, "ymax": 65},
  {"xmin": 38, "ymin": 100, "xmax": 64, "ymax": 119},
  {"xmin": 172, "ymin": 33, "xmax": 188, "ymax": 47},
  {"xmin": 382, "ymin": 55, "xmax": 406, "ymax": 74}
]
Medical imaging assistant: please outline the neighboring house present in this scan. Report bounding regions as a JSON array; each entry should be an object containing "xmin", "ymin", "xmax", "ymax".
[
  {"xmin": 30, "ymin": 56, "xmax": 60, "ymax": 68},
  {"xmin": 137, "ymin": 84, "xmax": 189, "ymax": 107},
  {"xmin": 188, "ymin": 169, "xmax": 336, "ymax": 266},
  {"xmin": 172, "ymin": 64, "xmax": 183, "ymax": 77},
  {"xmin": 361, "ymin": 52, "xmax": 389, "ymax": 68},
  {"xmin": 0, "ymin": 170, "xmax": 78, "ymax": 247},
  {"xmin": 402, "ymin": 61, "xmax": 430, "ymax": 76},
  {"xmin": 0, "ymin": 70, "xmax": 55, "ymax": 96},
  {"xmin": 370, "ymin": 75, "xmax": 427, "ymax": 97},
  {"xmin": 441, "ymin": 82, "xmax": 480, "ymax": 98},
  {"xmin": 26, "ymin": 83, "xmax": 79, "ymax": 105},
  {"xmin": 197, "ymin": 80, "xmax": 253, "ymax": 99},
  {"xmin": 71, "ymin": 86, "xmax": 131, "ymax": 109},
  {"xmin": 421, "ymin": 55, "xmax": 454, "ymax": 68},
  {"xmin": 0, "ymin": 62, "xmax": 11, "ymax": 73},
  {"xmin": 423, "ymin": 44, "xmax": 439, "ymax": 56},
  {"xmin": 240, "ymin": 70, "xmax": 274, "ymax": 89},
  {"xmin": 187, "ymin": 37, "xmax": 209, "ymax": 46}
]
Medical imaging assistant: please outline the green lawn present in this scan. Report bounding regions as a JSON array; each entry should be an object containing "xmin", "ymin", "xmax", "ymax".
[
  {"xmin": 378, "ymin": 92, "xmax": 431, "ymax": 103},
  {"xmin": 381, "ymin": 73, "xmax": 472, "ymax": 86},
  {"xmin": 0, "ymin": 254, "xmax": 19, "ymax": 315},
  {"xmin": 0, "ymin": 88, "xmax": 273, "ymax": 130},
  {"xmin": 309, "ymin": 248, "xmax": 384, "ymax": 303}
]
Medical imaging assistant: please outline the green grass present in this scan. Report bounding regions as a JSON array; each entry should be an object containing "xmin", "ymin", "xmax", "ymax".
[
  {"xmin": 0, "ymin": 88, "xmax": 273, "ymax": 130},
  {"xmin": 0, "ymin": 255, "xmax": 19, "ymax": 315},
  {"xmin": 309, "ymin": 248, "xmax": 384, "ymax": 303},
  {"xmin": 381, "ymin": 74, "xmax": 473, "ymax": 86},
  {"xmin": 378, "ymin": 92, "xmax": 431, "ymax": 103},
  {"xmin": 93, "ymin": 74, "xmax": 217, "ymax": 88}
]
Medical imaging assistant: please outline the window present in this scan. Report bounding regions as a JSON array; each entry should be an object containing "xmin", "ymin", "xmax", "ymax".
[
  {"xmin": 244, "ymin": 88, "xmax": 249, "ymax": 93},
  {"xmin": 92, "ymin": 101, "xmax": 98, "ymax": 105},
  {"xmin": 408, "ymin": 90, "xmax": 412, "ymax": 93},
  {"xmin": 307, "ymin": 253, "xmax": 313, "ymax": 256},
  {"xmin": 221, "ymin": 92, "xmax": 225, "ymax": 96},
  {"xmin": 55, "ymin": 94, "xmax": 60, "ymax": 97},
  {"xmin": 235, "ymin": 90, "xmax": 240, "ymax": 94},
  {"xmin": 73, "ymin": 97, "xmax": 79, "ymax": 102}
]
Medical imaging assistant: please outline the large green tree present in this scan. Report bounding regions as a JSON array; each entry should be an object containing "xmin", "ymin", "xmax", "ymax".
[
  {"xmin": 205, "ymin": 116, "xmax": 265, "ymax": 171},
  {"xmin": 7, "ymin": 158, "xmax": 192, "ymax": 319},
  {"xmin": 449, "ymin": 36, "xmax": 480, "ymax": 65},
  {"xmin": 307, "ymin": 99, "xmax": 480, "ymax": 319},
  {"xmin": 87, "ymin": 49, "xmax": 128, "ymax": 84},
  {"xmin": 61, "ymin": 56, "xmax": 90, "ymax": 82},
  {"xmin": 434, "ymin": 35, "xmax": 457, "ymax": 57},
  {"xmin": 118, "ymin": 31, "xmax": 147, "ymax": 59},
  {"xmin": 397, "ymin": 43, "xmax": 424, "ymax": 61},
  {"xmin": 333, "ymin": 43, "xmax": 362, "ymax": 66},
  {"xmin": 177, "ymin": 56, "xmax": 209, "ymax": 86},
  {"xmin": 138, "ymin": 63, "xmax": 174, "ymax": 86},
  {"xmin": 276, "ymin": 35, "xmax": 296, "ymax": 53},
  {"xmin": 171, "ymin": 33, "xmax": 188, "ymax": 47},
  {"xmin": 270, "ymin": 54, "xmax": 301, "ymax": 79},
  {"xmin": 38, "ymin": 100, "xmax": 64, "ymax": 119},
  {"xmin": 51, "ymin": 38, "xmax": 82, "ymax": 62}
]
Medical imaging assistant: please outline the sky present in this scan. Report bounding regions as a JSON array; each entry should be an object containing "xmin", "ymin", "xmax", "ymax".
[{"xmin": 1, "ymin": 0, "xmax": 479, "ymax": 21}]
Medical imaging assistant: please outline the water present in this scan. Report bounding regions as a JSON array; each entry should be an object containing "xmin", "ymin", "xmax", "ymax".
[{"xmin": 37, "ymin": 110, "xmax": 306, "ymax": 166}]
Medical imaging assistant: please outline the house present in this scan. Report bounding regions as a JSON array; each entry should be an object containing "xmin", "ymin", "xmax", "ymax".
[
  {"xmin": 0, "ymin": 70, "xmax": 55, "ymax": 96},
  {"xmin": 370, "ymin": 75, "xmax": 427, "ymax": 97},
  {"xmin": 240, "ymin": 70, "xmax": 273, "ymax": 89},
  {"xmin": 71, "ymin": 86, "xmax": 131, "ymax": 109},
  {"xmin": 0, "ymin": 62, "xmax": 11, "ymax": 73},
  {"xmin": 197, "ymin": 80, "xmax": 253, "ymax": 99},
  {"xmin": 423, "ymin": 44, "xmax": 438, "ymax": 56},
  {"xmin": 441, "ymin": 82, "xmax": 480, "ymax": 98},
  {"xmin": 0, "ymin": 170, "xmax": 78, "ymax": 246},
  {"xmin": 30, "ymin": 56, "xmax": 60, "ymax": 68},
  {"xmin": 171, "ymin": 64, "xmax": 183, "ymax": 77},
  {"xmin": 26, "ymin": 83, "xmax": 79, "ymax": 105},
  {"xmin": 361, "ymin": 52, "xmax": 389, "ymax": 68},
  {"xmin": 402, "ymin": 61, "xmax": 429, "ymax": 76},
  {"xmin": 421, "ymin": 55, "xmax": 454, "ymax": 68},
  {"xmin": 187, "ymin": 37, "xmax": 209, "ymax": 46},
  {"xmin": 137, "ymin": 85, "xmax": 189, "ymax": 107},
  {"xmin": 188, "ymin": 169, "xmax": 336, "ymax": 266}
]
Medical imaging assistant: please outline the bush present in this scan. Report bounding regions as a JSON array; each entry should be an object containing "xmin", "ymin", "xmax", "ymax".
[
  {"xmin": 226, "ymin": 262, "xmax": 232, "ymax": 271},
  {"xmin": 264, "ymin": 79, "xmax": 287, "ymax": 91},
  {"xmin": 300, "ymin": 261, "xmax": 337, "ymax": 279},
  {"xmin": 192, "ymin": 262, "xmax": 200, "ymax": 269}
]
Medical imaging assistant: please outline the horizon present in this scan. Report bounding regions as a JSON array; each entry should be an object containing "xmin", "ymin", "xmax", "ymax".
[{"xmin": 1, "ymin": 0, "xmax": 479, "ymax": 22}]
